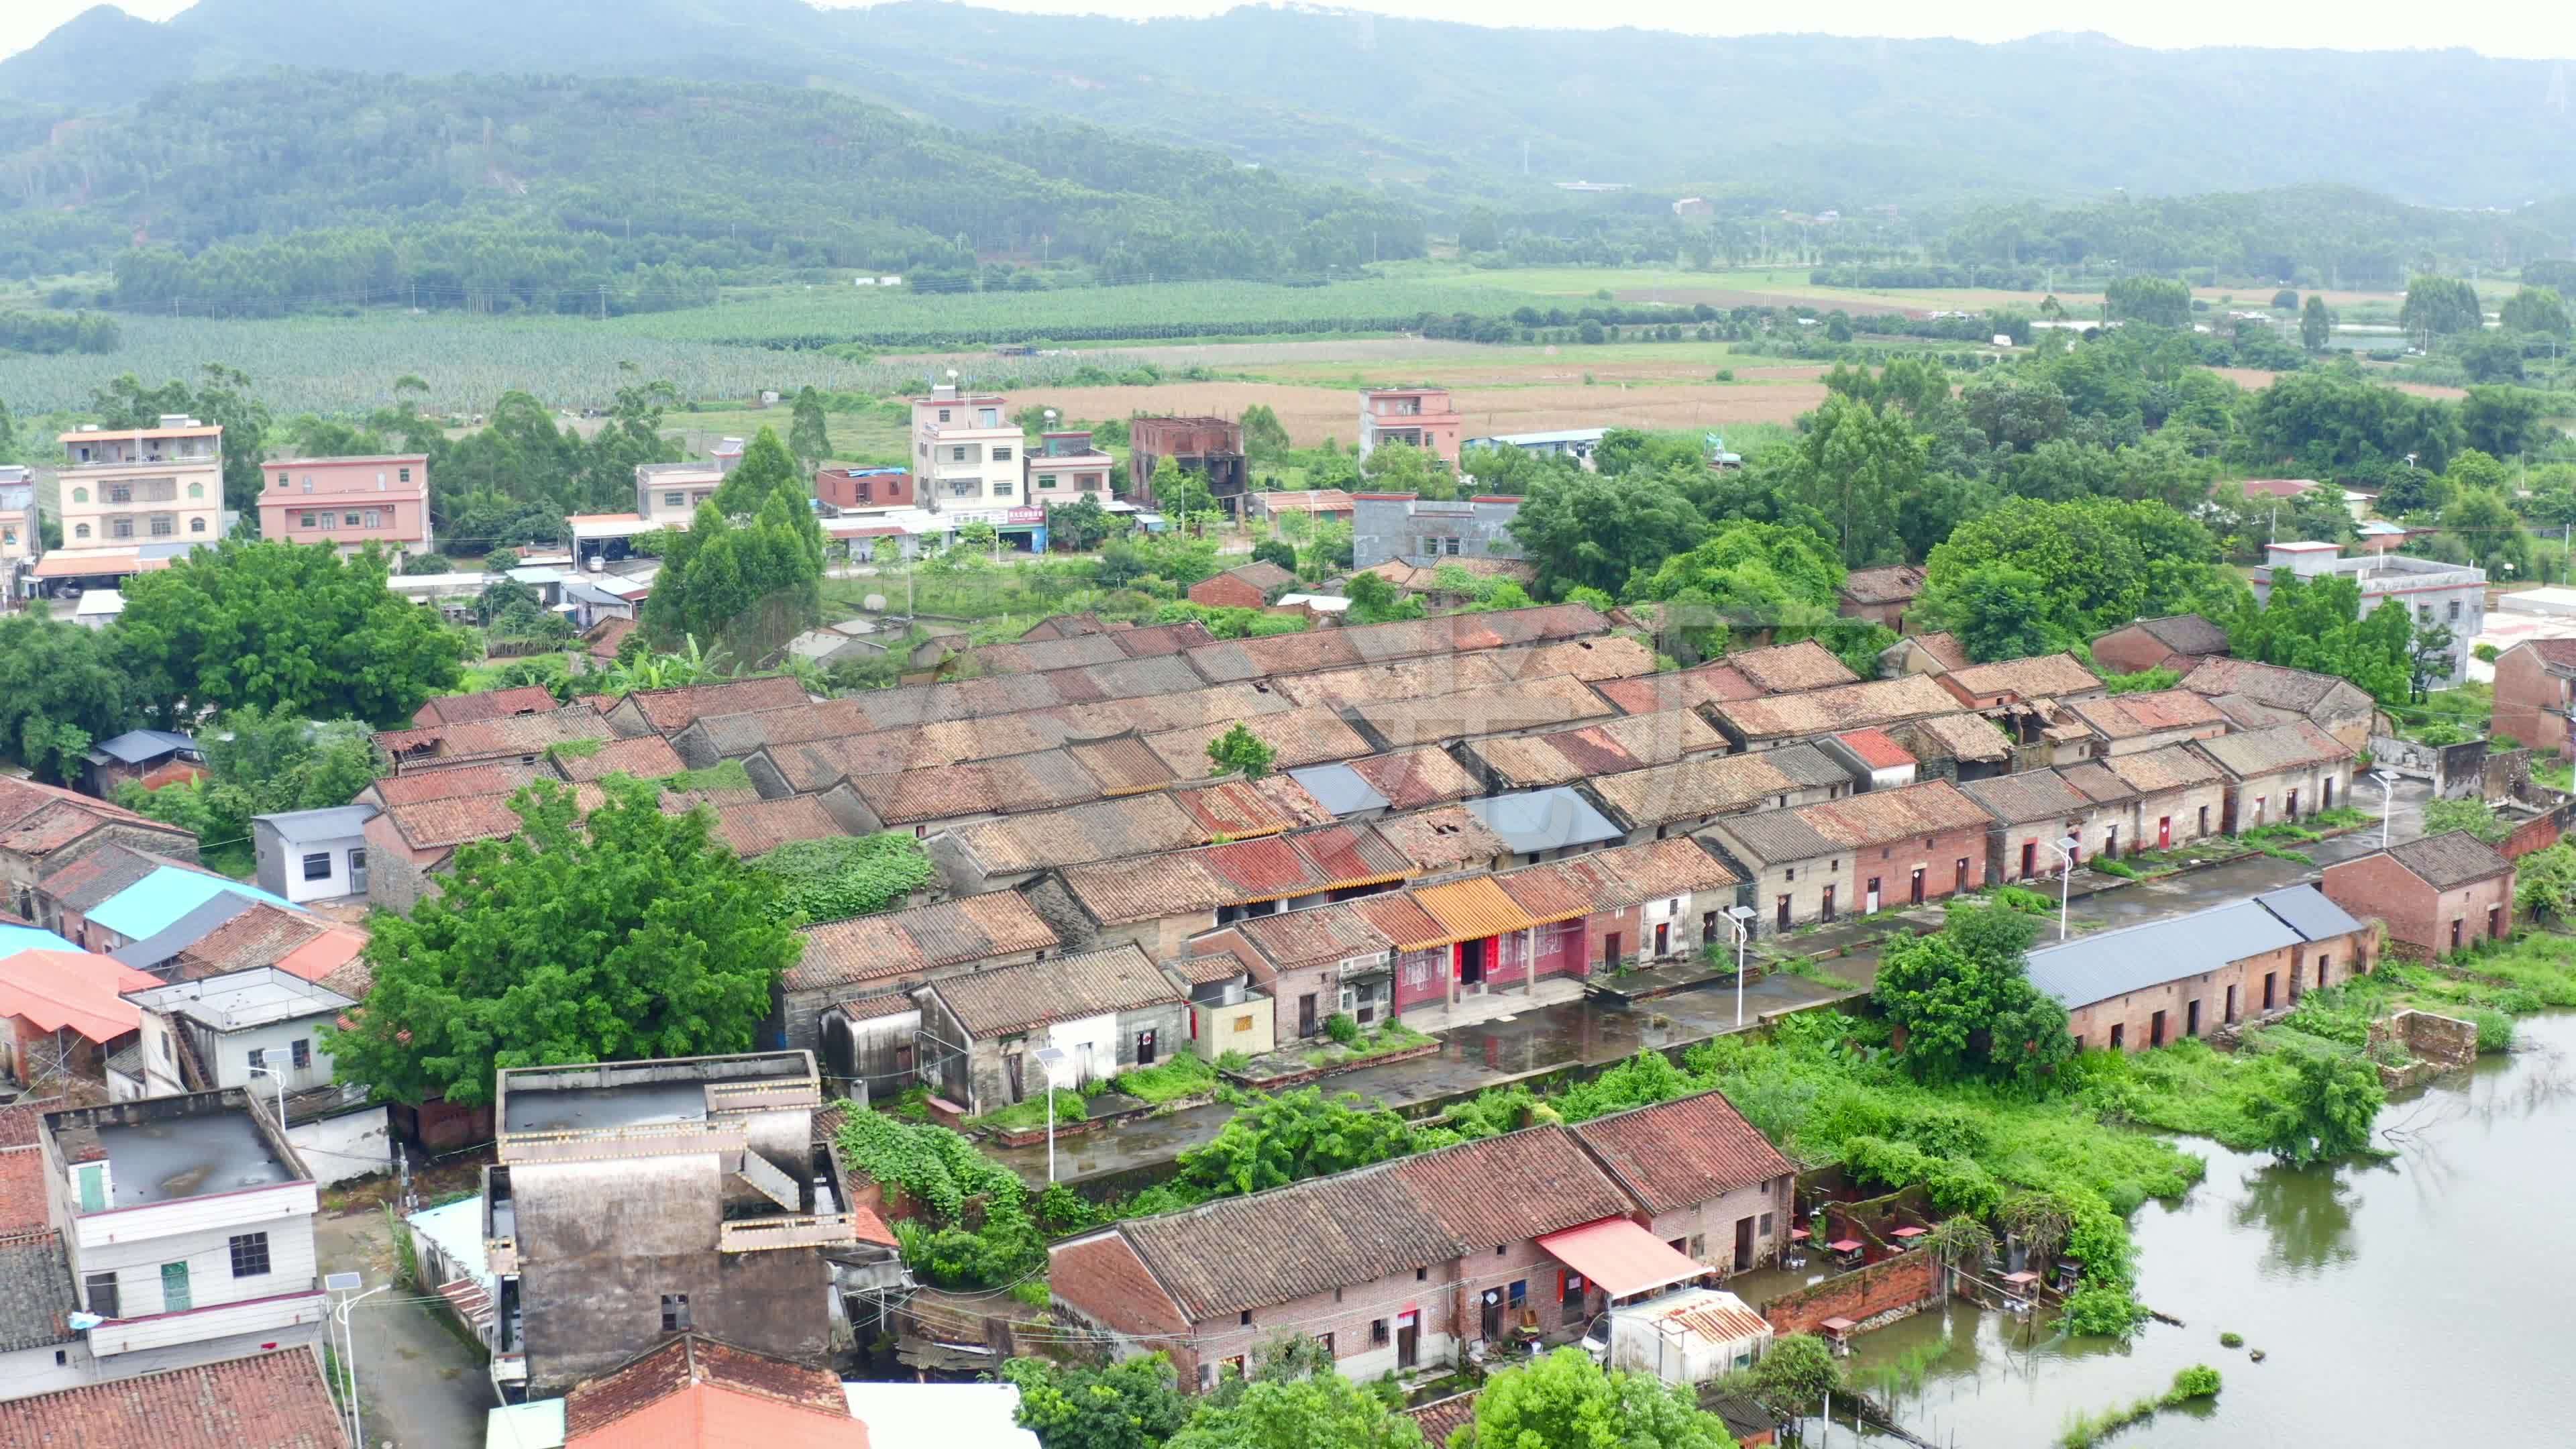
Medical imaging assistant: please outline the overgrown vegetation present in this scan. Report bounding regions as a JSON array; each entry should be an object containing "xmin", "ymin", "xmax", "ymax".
[
  {"xmin": 2057, "ymin": 1364, "xmax": 2222, "ymax": 1448},
  {"xmin": 749, "ymin": 833, "xmax": 933, "ymax": 922}
]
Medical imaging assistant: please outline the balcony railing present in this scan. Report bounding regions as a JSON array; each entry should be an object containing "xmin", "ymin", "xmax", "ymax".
[{"xmin": 718, "ymin": 1212, "xmax": 860, "ymax": 1253}]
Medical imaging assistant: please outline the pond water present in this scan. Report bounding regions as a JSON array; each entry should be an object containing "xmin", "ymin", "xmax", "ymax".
[{"xmin": 1829, "ymin": 1013, "xmax": 2576, "ymax": 1447}]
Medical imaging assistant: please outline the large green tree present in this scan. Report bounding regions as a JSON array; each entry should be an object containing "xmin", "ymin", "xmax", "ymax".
[
  {"xmin": 1003, "ymin": 1356, "xmax": 1193, "ymax": 1449},
  {"xmin": 1873, "ymin": 900, "xmax": 2074, "ymax": 1091},
  {"xmin": 1460, "ymin": 1348, "xmax": 1737, "ymax": 1449},
  {"xmin": 323, "ymin": 777, "xmax": 800, "ymax": 1105},
  {"xmin": 2300, "ymin": 294, "xmax": 2332, "ymax": 352},
  {"xmin": 1637, "ymin": 519, "xmax": 1845, "ymax": 663},
  {"xmin": 2224, "ymin": 571, "xmax": 2412, "ymax": 704},
  {"xmin": 2255, "ymin": 1044, "xmax": 2385, "ymax": 1166},
  {"xmin": 2500, "ymin": 286, "xmax": 2571, "ymax": 337},
  {"xmin": 1508, "ymin": 471, "xmax": 1708, "ymax": 599},
  {"xmin": 2398, "ymin": 274, "xmax": 2485, "ymax": 341},
  {"xmin": 115, "ymin": 540, "xmax": 466, "ymax": 726},
  {"xmin": 646, "ymin": 479, "xmax": 825, "ymax": 662},
  {"xmin": 1168, "ymin": 1373, "xmax": 1424, "ymax": 1449},
  {"xmin": 2103, "ymin": 276, "xmax": 2192, "ymax": 328},
  {"xmin": 117, "ymin": 704, "xmax": 376, "ymax": 847},
  {"xmin": 787, "ymin": 386, "xmax": 834, "ymax": 468},
  {"xmin": 1175, "ymin": 1087, "xmax": 1415, "ymax": 1197},
  {"xmin": 0, "ymin": 604, "xmax": 132, "ymax": 782},
  {"xmin": 1919, "ymin": 496, "xmax": 2238, "ymax": 659},
  {"xmin": 1780, "ymin": 393, "xmax": 1923, "ymax": 567}
]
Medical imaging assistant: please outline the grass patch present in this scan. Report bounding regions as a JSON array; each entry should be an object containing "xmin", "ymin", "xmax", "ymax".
[
  {"xmin": 547, "ymin": 737, "xmax": 606, "ymax": 760},
  {"xmin": 663, "ymin": 757, "xmax": 755, "ymax": 793},
  {"xmin": 967, "ymin": 1089, "xmax": 1088, "ymax": 1135},
  {"xmin": 2057, "ymin": 1365, "xmax": 2221, "ymax": 1448},
  {"xmin": 1105, "ymin": 1053, "xmax": 1217, "ymax": 1104}
]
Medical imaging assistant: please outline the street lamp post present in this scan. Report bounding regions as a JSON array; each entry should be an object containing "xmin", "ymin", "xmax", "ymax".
[
  {"xmin": 1727, "ymin": 905, "xmax": 1758, "ymax": 1027},
  {"xmin": 2039, "ymin": 834, "xmax": 2082, "ymax": 943},
  {"xmin": 1033, "ymin": 1046, "xmax": 1069, "ymax": 1184},
  {"xmin": 335, "ymin": 1281, "xmax": 392, "ymax": 1446},
  {"xmin": 2373, "ymin": 769, "xmax": 2400, "ymax": 849}
]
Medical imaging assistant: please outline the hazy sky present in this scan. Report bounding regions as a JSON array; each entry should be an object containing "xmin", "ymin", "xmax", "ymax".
[{"xmin": 9, "ymin": 0, "xmax": 2576, "ymax": 62}]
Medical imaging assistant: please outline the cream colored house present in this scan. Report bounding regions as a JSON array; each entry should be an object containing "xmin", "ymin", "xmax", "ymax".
[{"xmin": 55, "ymin": 418, "xmax": 223, "ymax": 552}]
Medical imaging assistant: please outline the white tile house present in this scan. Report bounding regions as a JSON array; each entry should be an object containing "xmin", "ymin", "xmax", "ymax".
[{"xmin": 252, "ymin": 806, "xmax": 376, "ymax": 905}]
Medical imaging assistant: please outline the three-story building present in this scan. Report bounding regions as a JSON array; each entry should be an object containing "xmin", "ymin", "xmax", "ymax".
[
  {"xmin": 256, "ymin": 454, "xmax": 432, "ymax": 561},
  {"xmin": 54, "ymin": 418, "xmax": 223, "ymax": 554}
]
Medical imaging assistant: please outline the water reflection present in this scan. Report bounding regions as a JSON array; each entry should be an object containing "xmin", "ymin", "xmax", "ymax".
[{"xmin": 2230, "ymin": 1162, "xmax": 2358, "ymax": 1275}]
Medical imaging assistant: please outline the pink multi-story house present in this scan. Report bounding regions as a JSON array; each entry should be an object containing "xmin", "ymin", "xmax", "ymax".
[{"xmin": 258, "ymin": 455, "xmax": 433, "ymax": 561}]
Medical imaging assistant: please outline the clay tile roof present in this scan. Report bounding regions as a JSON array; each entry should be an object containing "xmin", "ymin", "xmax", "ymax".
[
  {"xmin": 1177, "ymin": 950, "xmax": 1253, "ymax": 985},
  {"xmin": 0, "ymin": 776, "xmax": 157, "ymax": 834},
  {"xmin": 786, "ymin": 892, "xmax": 1058, "ymax": 992},
  {"xmin": 413, "ymin": 685, "xmax": 558, "ymax": 727},
  {"xmin": 2384, "ymin": 830, "xmax": 2513, "ymax": 889},
  {"xmin": 1112, "ymin": 621, "xmax": 1218, "ymax": 657},
  {"xmin": 1220, "ymin": 559, "xmax": 1295, "ymax": 592},
  {"xmin": 1710, "ymin": 809, "xmax": 1839, "ymax": 865},
  {"xmin": 0, "ymin": 1099, "xmax": 65, "ymax": 1235},
  {"xmin": 1813, "ymin": 778, "xmax": 1988, "ymax": 845},
  {"xmin": 949, "ymin": 794, "xmax": 1205, "ymax": 876},
  {"xmin": 1961, "ymin": 771, "xmax": 2092, "ymax": 824},
  {"xmin": 1180, "ymin": 777, "xmax": 1331, "ymax": 838},
  {"xmin": 554, "ymin": 735, "xmax": 687, "ymax": 783},
  {"xmin": 2516, "ymin": 638, "xmax": 2576, "ymax": 672},
  {"xmin": 369, "ymin": 761, "xmax": 547, "ymax": 807},
  {"xmin": 1943, "ymin": 651, "xmax": 2103, "ymax": 700},
  {"xmin": 375, "ymin": 705, "xmax": 610, "ymax": 762},
  {"xmin": 1114, "ymin": 1160, "xmax": 1462, "ymax": 1320},
  {"xmin": 1348, "ymin": 749, "xmax": 1481, "ymax": 810},
  {"xmin": 2179, "ymin": 658, "xmax": 2368, "ymax": 718},
  {"xmin": 858, "ymin": 750, "xmax": 1103, "ymax": 826},
  {"xmin": 1411, "ymin": 875, "xmax": 1539, "ymax": 944},
  {"xmin": 1278, "ymin": 655, "xmax": 1513, "ymax": 710},
  {"xmin": 1727, "ymin": 640, "xmax": 1862, "ymax": 693},
  {"xmin": 1838, "ymin": 564, "xmax": 1928, "ymax": 606},
  {"xmin": 1409, "ymin": 1395, "xmax": 1481, "ymax": 1449},
  {"xmin": 1710, "ymin": 675, "xmax": 1960, "ymax": 741},
  {"xmin": 1348, "ymin": 675, "xmax": 1614, "ymax": 749},
  {"xmin": 2057, "ymin": 761, "xmax": 2139, "ymax": 806},
  {"xmin": 1590, "ymin": 837, "xmax": 1739, "ymax": 898},
  {"xmin": 1067, "ymin": 734, "xmax": 1178, "ymax": 796},
  {"xmin": 1585, "ymin": 752, "xmax": 1796, "ymax": 828},
  {"xmin": 172, "ymin": 902, "xmax": 327, "ymax": 979},
  {"xmin": 1146, "ymin": 708, "xmax": 1373, "ymax": 777},
  {"xmin": 0, "ymin": 1346, "xmax": 349, "ymax": 1449},
  {"xmin": 710, "ymin": 796, "xmax": 842, "ymax": 857},
  {"xmin": 1591, "ymin": 661, "xmax": 1762, "ymax": 716},
  {"xmin": 1505, "ymin": 635, "xmax": 1656, "ymax": 684},
  {"xmin": 1372, "ymin": 807, "xmax": 1511, "ymax": 875},
  {"xmin": 583, "ymin": 616, "xmax": 640, "ymax": 659},
  {"xmin": 926, "ymin": 944, "xmax": 1181, "ymax": 1039},
  {"xmin": 2069, "ymin": 690, "xmax": 2226, "ymax": 739},
  {"xmin": 1908, "ymin": 631, "xmax": 1974, "ymax": 672},
  {"xmin": 2194, "ymin": 720, "xmax": 2353, "ymax": 777},
  {"xmin": 621, "ymin": 676, "xmax": 810, "ymax": 735},
  {"xmin": 2135, "ymin": 614, "xmax": 2231, "ymax": 656},
  {"xmin": 2104, "ymin": 743, "xmax": 2226, "ymax": 794},
  {"xmin": 1230, "ymin": 900, "xmax": 1397, "ymax": 969},
  {"xmin": 1836, "ymin": 728, "xmax": 1916, "ymax": 770},
  {"xmin": 384, "ymin": 794, "xmax": 525, "ymax": 849},
  {"xmin": 1572, "ymin": 1089, "xmax": 1795, "ymax": 1214},
  {"xmin": 0, "ymin": 1228, "xmax": 74, "ymax": 1347},
  {"xmin": 563, "ymin": 1336, "xmax": 857, "ymax": 1445},
  {"xmin": 1391, "ymin": 1124, "xmax": 1634, "ymax": 1247},
  {"xmin": 1350, "ymin": 891, "xmax": 1449, "ymax": 951},
  {"xmin": 36, "ymin": 844, "xmax": 169, "ymax": 912},
  {"xmin": 1896, "ymin": 712, "xmax": 2013, "ymax": 763}
]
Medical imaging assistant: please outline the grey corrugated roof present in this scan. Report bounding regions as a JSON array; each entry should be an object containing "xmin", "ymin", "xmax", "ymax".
[
  {"xmin": 1287, "ymin": 763, "xmax": 1391, "ymax": 818},
  {"xmin": 2256, "ymin": 884, "xmax": 2367, "ymax": 942},
  {"xmin": 2027, "ymin": 899, "xmax": 2304, "ymax": 1008},
  {"xmin": 2027, "ymin": 884, "xmax": 2359, "ymax": 1010},
  {"xmin": 1460, "ymin": 787, "xmax": 1622, "ymax": 853},
  {"xmin": 109, "ymin": 893, "xmax": 262, "ymax": 971},
  {"xmin": 89, "ymin": 729, "xmax": 197, "ymax": 765},
  {"xmin": 256, "ymin": 805, "xmax": 378, "ymax": 844}
]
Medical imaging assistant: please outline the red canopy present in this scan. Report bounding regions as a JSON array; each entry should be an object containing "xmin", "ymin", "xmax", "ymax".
[{"xmin": 1536, "ymin": 1216, "xmax": 1709, "ymax": 1299}]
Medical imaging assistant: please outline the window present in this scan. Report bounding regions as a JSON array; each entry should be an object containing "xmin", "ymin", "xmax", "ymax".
[
  {"xmin": 161, "ymin": 1262, "xmax": 191, "ymax": 1313},
  {"xmin": 70, "ymin": 487, "xmax": 87, "ymax": 503},
  {"xmin": 1373, "ymin": 1318, "xmax": 1390, "ymax": 1343},
  {"xmin": 276, "ymin": 474, "xmax": 290, "ymax": 489},
  {"xmin": 189, "ymin": 517, "xmax": 205, "ymax": 533},
  {"xmin": 364, "ymin": 510, "xmax": 381, "ymax": 528},
  {"xmin": 936, "ymin": 409, "xmax": 952, "ymax": 423},
  {"xmin": 248, "ymin": 1047, "xmax": 266, "ymax": 1070},
  {"xmin": 292, "ymin": 1038, "xmax": 312, "ymax": 1069},
  {"xmin": 160, "ymin": 1032, "xmax": 171, "ymax": 1063},
  {"xmin": 186, "ymin": 482, "xmax": 203, "ymax": 498},
  {"xmin": 1038, "ymin": 475, "xmax": 1057, "ymax": 489},
  {"xmin": 1759, "ymin": 1212, "xmax": 1774, "ymax": 1238},
  {"xmin": 302, "ymin": 852, "xmax": 333, "ymax": 881},
  {"xmin": 343, "ymin": 513, "xmax": 362, "ymax": 527},
  {"xmin": 994, "ymin": 479, "xmax": 1015, "ymax": 496},
  {"xmin": 665, "ymin": 492, "xmax": 685, "ymax": 508},
  {"xmin": 109, "ymin": 484, "xmax": 131, "ymax": 504},
  {"xmin": 993, "ymin": 447, "xmax": 1014, "ymax": 461},
  {"xmin": 398, "ymin": 468, "xmax": 412, "ymax": 484},
  {"xmin": 661, "ymin": 1293, "xmax": 691, "ymax": 1332},
  {"xmin": 2109, "ymin": 1023, "xmax": 2125, "ymax": 1049},
  {"xmin": 73, "ymin": 525, "xmax": 89, "ymax": 540},
  {"xmin": 301, "ymin": 476, "xmax": 313, "ymax": 492},
  {"xmin": 1239, "ymin": 1309, "xmax": 1253, "ymax": 1326},
  {"xmin": 951, "ymin": 446, "xmax": 969, "ymax": 462},
  {"xmin": 1415, "ymin": 1267, "xmax": 1428, "ymax": 1281},
  {"xmin": 301, "ymin": 512, "xmax": 317, "ymax": 529},
  {"xmin": 85, "ymin": 1271, "xmax": 119, "ymax": 1318},
  {"xmin": 2449, "ymin": 600, "xmax": 2462, "ymax": 621},
  {"xmin": 111, "ymin": 517, "xmax": 133, "ymax": 539},
  {"xmin": 229, "ymin": 1232, "xmax": 271, "ymax": 1278}
]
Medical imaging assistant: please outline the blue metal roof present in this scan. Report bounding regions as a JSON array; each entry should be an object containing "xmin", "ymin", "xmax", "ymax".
[
  {"xmin": 1287, "ymin": 763, "xmax": 1390, "ymax": 818},
  {"xmin": 1462, "ymin": 787, "xmax": 1623, "ymax": 855},
  {"xmin": 2025, "ymin": 885, "xmax": 2360, "ymax": 1010},
  {"xmin": 86, "ymin": 867, "xmax": 287, "ymax": 943},
  {"xmin": 0, "ymin": 923, "xmax": 78, "ymax": 961}
]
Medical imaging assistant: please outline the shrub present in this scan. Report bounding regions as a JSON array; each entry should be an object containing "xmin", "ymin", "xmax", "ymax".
[
  {"xmin": 2166, "ymin": 1364, "xmax": 2222, "ymax": 1401},
  {"xmin": 1749, "ymin": 1333, "xmax": 1843, "ymax": 1407},
  {"xmin": 1324, "ymin": 1012, "xmax": 1362, "ymax": 1046},
  {"xmin": 2093, "ymin": 859, "xmax": 2139, "ymax": 878},
  {"xmin": 2218, "ymin": 1331, "xmax": 2244, "ymax": 1348},
  {"xmin": 2061, "ymin": 1284, "xmax": 2149, "ymax": 1336}
]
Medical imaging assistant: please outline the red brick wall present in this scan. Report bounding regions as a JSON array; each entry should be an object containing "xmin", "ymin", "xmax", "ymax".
[
  {"xmin": 2325, "ymin": 855, "xmax": 2513, "ymax": 957},
  {"xmin": 1760, "ymin": 1250, "xmax": 1939, "ymax": 1336},
  {"xmin": 2088, "ymin": 625, "xmax": 2177, "ymax": 678},
  {"xmin": 2505, "ymin": 812, "xmax": 2563, "ymax": 861},
  {"xmin": 2493, "ymin": 647, "xmax": 2572, "ymax": 759}
]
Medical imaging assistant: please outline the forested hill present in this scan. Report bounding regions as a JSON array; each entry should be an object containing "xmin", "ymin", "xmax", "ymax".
[
  {"xmin": 0, "ymin": 71, "xmax": 1424, "ymax": 311},
  {"xmin": 9, "ymin": 1, "xmax": 2576, "ymax": 209}
]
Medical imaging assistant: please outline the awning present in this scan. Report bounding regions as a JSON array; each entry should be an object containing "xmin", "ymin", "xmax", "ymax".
[{"xmin": 1537, "ymin": 1216, "xmax": 1711, "ymax": 1299}]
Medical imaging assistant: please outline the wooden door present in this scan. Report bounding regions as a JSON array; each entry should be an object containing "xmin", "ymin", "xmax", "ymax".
[
  {"xmin": 1734, "ymin": 1216, "xmax": 1756, "ymax": 1272},
  {"xmin": 1910, "ymin": 868, "xmax": 1925, "ymax": 905},
  {"xmin": 1397, "ymin": 1316, "xmax": 1419, "ymax": 1368}
]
